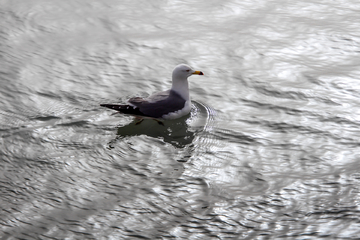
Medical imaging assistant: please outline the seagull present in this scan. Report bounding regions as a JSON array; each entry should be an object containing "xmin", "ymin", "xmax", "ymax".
[{"xmin": 100, "ymin": 64, "xmax": 204, "ymax": 120}]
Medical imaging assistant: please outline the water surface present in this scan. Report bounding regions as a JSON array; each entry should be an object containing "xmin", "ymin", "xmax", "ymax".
[{"xmin": 1, "ymin": 0, "xmax": 360, "ymax": 239}]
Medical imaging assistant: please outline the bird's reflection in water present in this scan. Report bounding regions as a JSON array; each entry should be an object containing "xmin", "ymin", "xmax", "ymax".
[{"xmin": 113, "ymin": 115, "xmax": 196, "ymax": 149}]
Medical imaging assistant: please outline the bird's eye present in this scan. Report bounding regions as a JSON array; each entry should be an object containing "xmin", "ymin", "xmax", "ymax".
[{"xmin": 186, "ymin": 69, "xmax": 190, "ymax": 72}]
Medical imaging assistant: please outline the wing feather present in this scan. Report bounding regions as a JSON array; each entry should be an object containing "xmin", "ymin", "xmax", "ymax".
[{"xmin": 101, "ymin": 90, "xmax": 186, "ymax": 118}]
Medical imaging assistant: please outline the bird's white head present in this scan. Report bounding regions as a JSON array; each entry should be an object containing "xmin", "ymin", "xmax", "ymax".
[
  {"xmin": 171, "ymin": 64, "xmax": 204, "ymax": 101},
  {"xmin": 172, "ymin": 64, "xmax": 204, "ymax": 80}
]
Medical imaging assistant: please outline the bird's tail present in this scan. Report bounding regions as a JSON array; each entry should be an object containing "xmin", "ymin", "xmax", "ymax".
[{"xmin": 100, "ymin": 104, "xmax": 143, "ymax": 116}]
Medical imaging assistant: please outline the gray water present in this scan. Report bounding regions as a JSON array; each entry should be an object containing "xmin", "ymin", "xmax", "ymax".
[{"xmin": 1, "ymin": 0, "xmax": 360, "ymax": 239}]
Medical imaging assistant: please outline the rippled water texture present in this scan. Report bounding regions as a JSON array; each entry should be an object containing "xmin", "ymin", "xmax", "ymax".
[{"xmin": 2, "ymin": 0, "xmax": 360, "ymax": 239}]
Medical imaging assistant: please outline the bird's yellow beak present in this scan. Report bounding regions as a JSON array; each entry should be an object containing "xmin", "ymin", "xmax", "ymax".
[{"xmin": 192, "ymin": 70, "xmax": 204, "ymax": 75}]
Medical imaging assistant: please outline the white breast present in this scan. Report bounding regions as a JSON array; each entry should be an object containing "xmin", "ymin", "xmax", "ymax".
[{"xmin": 162, "ymin": 100, "xmax": 192, "ymax": 119}]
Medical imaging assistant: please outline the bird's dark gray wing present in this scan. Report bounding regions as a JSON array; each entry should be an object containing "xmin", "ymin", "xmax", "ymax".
[{"xmin": 128, "ymin": 90, "xmax": 186, "ymax": 118}]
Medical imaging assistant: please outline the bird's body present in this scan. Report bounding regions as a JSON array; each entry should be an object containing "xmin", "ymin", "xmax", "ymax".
[{"xmin": 100, "ymin": 64, "xmax": 204, "ymax": 119}]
